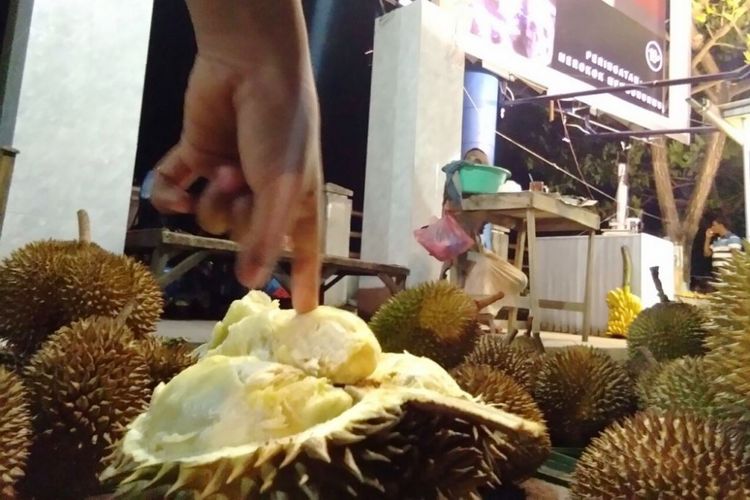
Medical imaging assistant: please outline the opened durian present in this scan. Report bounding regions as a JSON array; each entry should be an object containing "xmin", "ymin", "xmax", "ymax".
[
  {"xmin": 571, "ymin": 410, "xmax": 750, "ymax": 498},
  {"xmin": 535, "ymin": 346, "xmax": 635, "ymax": 447},
  {"xmin": 627, "ymin": 302, "xmax": 707, "ymax": 362},
  {"xmin": 200, "ymin": 291, "xmax": 381, "ymax": 384},
  {"xmin": 636, "ymin": 357, "xmax": 719, "ymax": 419},
  {"xmin": 369, "ymin": 281, "xmax": 504, "ymax": 368},
  {"xmin": 0, "ymin": 367, "xmax": 32, "ymax": 499},
  {"xmin": 104, "ymin": 293, "xmax": 548, "ymax": 498},
  {"xmin": 704, "ymin": 246, "xmax": 750, "ymax": 449},
  {"xmin": 138, "ymin": 336, "xmax": 196, "ymax": 390},
  {"xmin": 103, "ymin": 354, "xmax": 548, "ymax": 499},
  {"xmin": 464, "ymin": 334, "xmax": 541, "ymax": 392},
  {"xmin": 0, "ymin": 211, "xmax": 163, "ymax": 357},
  {"xmin": 451, "ymin": 363, "xmax": 550, "ymax": 484},
  {"xmin": 22, "ymin": 315, "xmax": 152, "ymax": 499}
]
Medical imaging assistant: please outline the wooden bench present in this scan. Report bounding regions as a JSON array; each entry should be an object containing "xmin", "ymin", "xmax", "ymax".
[{"xmin": 125, "ymin": 228, "xmax": 409, "ymax": 298}]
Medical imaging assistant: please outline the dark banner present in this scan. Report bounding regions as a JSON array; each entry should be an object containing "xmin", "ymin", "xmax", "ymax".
[
  {"xmin": 468, "ymin": 0, "xmax": 668, "ymax": 116},
  {"xmin": 551, "ymin": 0, "xmax": 668, "ymax": 115}
]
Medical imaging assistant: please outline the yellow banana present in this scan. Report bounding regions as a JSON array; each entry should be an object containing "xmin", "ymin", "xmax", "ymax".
[{"xmin": 606, "ymin": 246, "xmax": 642, "ymax": 337}]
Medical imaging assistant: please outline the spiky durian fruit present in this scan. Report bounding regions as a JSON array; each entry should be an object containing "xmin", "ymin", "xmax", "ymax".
[
  {"xmin": 627, "ymin": 302, "xmax": 707, "ymax": 362},
  {"xmin": 704, "ymin": 247, "xmax": 750, "ymax": 450},
  {"xmin": 369, "ymin": 281, "xmax": 490, "ymax": 368},
  {"xmin": 0, "ymin": 367, "xmax": 32, "ymax": 499},
  {"xmin": 636, "ymin": 357, "xmax": 719, "ymax": 418},
  {"xmin": 0, "ymin": 344, "xmax": 22, "ymax": 372},
  {"xmin": 103, "ymin": 354, "xmax": 549, "ymax": 499},
  {"xmin": 571, "ymin": 410, "xmax": 750, "ymax": 498},
  {"xmin": 509, "ymin": 334, "xmax": 543, "ymax": 355},
  {"xmin": 464, "ymin": 334, "xmax": 541, "ymax": 392},
  {"xmin": 21, "ymin": 316, "xmax": 153, "ymax": 499},
  {"xmin": 535, "ymin": 346, "xmax": 635, "ymax": 447},
  {"xmin": 451, "ymin": 363, "xmax": 544, "ymax": 423},
  {"xmin": 138, "ymin": 336, "xmax": 196, "ymax": 390},
  {"xmin": 0, "ymin": 215, "xmax": 163, "ymax": 356},
  {"xmin": 451, "ymin": 363, "xmax": 550, "ymax": 483}
]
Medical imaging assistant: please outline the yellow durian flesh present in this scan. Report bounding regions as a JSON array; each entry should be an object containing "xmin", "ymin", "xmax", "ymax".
[
  {"xmin": 201, "ymin": 292, "xmax": 381, "ymax": 385},
  {"xmin": 367, "ymin": 352, "xmax": 469, "ymax": 398},
  {"xmin": 273, "ymin": 306, "xmax": 381, "ymax": 385},
  {"xmin": 204, "ymin": 291, "xmax": 283, "ymax": 350},
  {"xmin": 131, "ymin": 356, "xmax": 353, "ymax": 464}
]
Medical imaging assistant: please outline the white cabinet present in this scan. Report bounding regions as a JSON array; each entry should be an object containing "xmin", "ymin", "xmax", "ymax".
[{"xmin": 535, "ymin": 233, "xmax": 675, "ymax": 335}]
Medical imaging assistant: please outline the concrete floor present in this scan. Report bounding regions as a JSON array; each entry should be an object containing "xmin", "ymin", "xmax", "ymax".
[{"xmin": 157, "ymin": 319, "xmax": 627, "ymax": 359}]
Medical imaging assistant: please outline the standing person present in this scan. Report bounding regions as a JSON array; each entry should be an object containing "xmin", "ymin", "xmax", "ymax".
[
  {"xmin": 149, "ymin": 1, "xmax": 322, "ymax": 313},
  {"xmin": 703, "ymin": 214, "xmax": 743, "ymax": 273}
]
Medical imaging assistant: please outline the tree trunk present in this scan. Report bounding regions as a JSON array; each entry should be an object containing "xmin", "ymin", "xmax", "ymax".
[{"xmin": 651, "ymin": 137, "xmax": 681, "ymax": 241}]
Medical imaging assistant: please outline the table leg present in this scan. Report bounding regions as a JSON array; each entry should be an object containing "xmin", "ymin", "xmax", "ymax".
[
  {"xmin": 582, "ymin": 230, "xmax": 595, "ymax": 342},
  {"xmin": 150, "ymin": 246, "xmax": 170, "ymax": 278},
  {"xmin": 507, "ymin": 222, "xmax": 527, "ymax": 335},
  {"xmin": 526, "ymin": 209, "xmax": 540, "ymax": 336}
]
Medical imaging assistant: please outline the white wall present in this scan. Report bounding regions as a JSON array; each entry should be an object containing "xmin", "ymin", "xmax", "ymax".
[
  {"xmin": 0, "ymin": 0, "xmax": 153, "ymax": 256},
  {"xmin": 361, "ymin": 0, "xmax": 465, "ymax": 287}
]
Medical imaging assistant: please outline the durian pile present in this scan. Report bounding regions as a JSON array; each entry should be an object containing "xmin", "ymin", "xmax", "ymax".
[
  {"xmin": 103, "ymin": 290, "xmax": 550, "ymax": 498},
  {"xmin": 569, "ymin": 246, "xmax": 750, "ymax": 497},
  {"xmin": 0, "ymin": 211, "xmax": 195, "ymax": 499}
]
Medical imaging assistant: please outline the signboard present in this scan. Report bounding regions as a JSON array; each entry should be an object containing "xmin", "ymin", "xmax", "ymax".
[{"xmin": 442, "ymin": 0, "xmax": 691, "ymax": 140}]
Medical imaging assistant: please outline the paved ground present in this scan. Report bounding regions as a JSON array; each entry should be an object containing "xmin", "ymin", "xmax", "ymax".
[{"xmin": 157, "ymin": 319, "xmax": 627, "ymax": 360}]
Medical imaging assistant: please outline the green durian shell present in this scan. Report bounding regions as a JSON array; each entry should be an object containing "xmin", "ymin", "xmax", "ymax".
[{"xmin": 627, "ymin": 302, "xmax": 707, "ymax": 362}]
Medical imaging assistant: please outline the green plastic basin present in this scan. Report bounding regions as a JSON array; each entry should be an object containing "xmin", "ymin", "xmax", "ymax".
[{"xmin": 458, "ymin": 162, "xmax": 511, "ymax": 194}]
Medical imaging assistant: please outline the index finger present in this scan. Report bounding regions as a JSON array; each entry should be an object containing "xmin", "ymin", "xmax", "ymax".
[{"xmin": 289, "ymin": 185, "xmax": 322, "ymax": 313}]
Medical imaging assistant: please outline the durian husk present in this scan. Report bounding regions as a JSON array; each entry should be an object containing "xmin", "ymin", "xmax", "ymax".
[
  {"xmin": 102, "ymin": 351, "xmax": 548, "ymax": 499},
  {"xmin": 138, "ymin": 336, "xmax": 196, "ymax": 390},
  {"xmin": 626, "ymin": 302, "xmax": 707, "ymax": 362},
  {"xmin": 21, "ymin": 316, "xmax": 153, "ymax": 499},
  {"xmin": 369, "ymin": 281, "xmax": 480, "ymax": 368},
  {"xmin": 704, "ymin": 246, "xmax": 750, "ymax": 450},
  {"xmin": 464, "ymin": 334, "xmax": 541, "ymax": 393},
  {"xmin": 103, "ymin": 386, "xmax": 547, "ymax": 499},
  {"xmin": 450, "ymin": 363, "xmax": 551, "ymax": 483},
  {"xmin": 571, "ymin": 410, "xmax": 750, "ymax": 498},
  {"xmin": 0, "ymin": 239, "xmax": 163, "ymax": 357},
  {"xmin": 534, "ymin": 346, "xmax": 636, "ymax": 447},
  {"xmin": 0, "ymin": 367, "xmax": 32, "ymax": 499}
]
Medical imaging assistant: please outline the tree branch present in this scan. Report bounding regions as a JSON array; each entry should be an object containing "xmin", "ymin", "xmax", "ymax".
[
  {"xmin": 683, "ymin": 131, "xmax": 728, "ymax": 242},
  {"xmin": 730, "ymin": 79, "xmax": 750, "ymax": 99},
  {"xmin": 650, "ymin": 137, "xmax": 682, "ymax": 241},
  {"xmin": 691, "ymin": 14, "xmax": 741, "ymax": 69}
]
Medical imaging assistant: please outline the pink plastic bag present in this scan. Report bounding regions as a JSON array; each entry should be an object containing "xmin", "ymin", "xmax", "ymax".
[{"xmin": 414, "ymin": 212, "xmax": 474, "ymax": 262}]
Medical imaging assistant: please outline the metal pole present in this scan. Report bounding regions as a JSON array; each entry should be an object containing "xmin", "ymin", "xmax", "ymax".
[
  {"xmin": 743, "ymin": 118, "xmax": 750, "ymax": 241},
  {"xmin": 0, "ymin": 147, "xmax": 19, "ymax": 237}
]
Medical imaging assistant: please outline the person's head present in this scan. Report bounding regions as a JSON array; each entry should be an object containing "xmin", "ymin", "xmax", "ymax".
[
  {"xmin": 709, "ymin": 214, "xmax": 731, "ymax": 236},
  {"xmin": 463, "ymin": 148, "xmax": 490, "ymax": 165}
]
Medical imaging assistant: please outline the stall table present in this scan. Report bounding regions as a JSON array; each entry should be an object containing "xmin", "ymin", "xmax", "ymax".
[
  {"xmin": 126, "ymin": 229, "xmax": 409, "ymax": 299},
  {"xmin": 456, "ymin": 192, "xmax": 601, "ymax": 341}
]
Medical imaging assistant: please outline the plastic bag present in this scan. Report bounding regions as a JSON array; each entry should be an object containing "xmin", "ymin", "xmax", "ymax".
[
  {"xmin": 414, "ymin": 212, "xmax": 474, "ymax": 262},
  {"xmin": 464, "ymin": 249, "xmax": 528, "ymax": 315}
]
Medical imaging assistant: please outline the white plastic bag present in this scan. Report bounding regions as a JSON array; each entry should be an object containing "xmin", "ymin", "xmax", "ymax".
[{"xmin": 463, "ymin": 249, "xmax": 528, "ymax": 316}]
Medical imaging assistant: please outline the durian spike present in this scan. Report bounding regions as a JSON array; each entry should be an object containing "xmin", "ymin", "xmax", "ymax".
[
  {"xmin": 77, "ymin": 209, "xmax": 91, "ymax": 243},
  {"xmin": 115, "ymin": 300, "xmax": 137, "ymax": 327},
  {"xmin": 475, "ymin": 290, "xmax": 505, "ymax": 311}
]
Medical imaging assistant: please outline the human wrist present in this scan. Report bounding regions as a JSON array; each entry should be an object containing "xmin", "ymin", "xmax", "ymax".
[{"xmin": 185, "ymin": 0, "xmax": 310, "ymax": 73}]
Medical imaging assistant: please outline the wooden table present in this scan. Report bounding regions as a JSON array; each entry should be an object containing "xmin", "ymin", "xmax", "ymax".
[
  {"xmin": 456, "ymin": 192, "xmax": 601, "ymax": 341},
  {"xmin": 126, "ymin": 229, "xmax": 409, "ymax": 298}
]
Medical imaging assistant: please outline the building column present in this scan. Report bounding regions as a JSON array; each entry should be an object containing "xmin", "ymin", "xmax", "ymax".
[
  {"xmin": 0, "ymin": 0, "xmax": 153, "ymax": 256},
  {"xmin": 360, "ymin": 0, "xmax": 465, "ymax": 295}
]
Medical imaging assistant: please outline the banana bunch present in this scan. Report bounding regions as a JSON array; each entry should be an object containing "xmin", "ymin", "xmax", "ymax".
[{"xmin": 606, "ymin": 246, "xmax": 642, "ymax": 337}]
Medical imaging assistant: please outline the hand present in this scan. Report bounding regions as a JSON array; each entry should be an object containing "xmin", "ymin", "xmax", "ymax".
[
  {"xmin": 151, "ymin": 53, "xmax": 322, "ymax": 313},
  {"xmin": 705, "ymin": 228, "xmax": 714, "ymax": 239}
]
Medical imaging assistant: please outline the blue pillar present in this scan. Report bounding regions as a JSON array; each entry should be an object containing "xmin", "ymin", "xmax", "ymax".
[
  {"xmin": 462, "ymin": 69, "xmax": 500, "ymax": 164},
  {"xmin": 462, "ymin": 69, "xmax": 503, "ymax": 249}
]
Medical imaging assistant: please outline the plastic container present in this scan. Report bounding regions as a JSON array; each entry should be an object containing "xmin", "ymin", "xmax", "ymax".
[{"xmin": 458, "ymin": 162, "xmax": 511, "ymax": 194}]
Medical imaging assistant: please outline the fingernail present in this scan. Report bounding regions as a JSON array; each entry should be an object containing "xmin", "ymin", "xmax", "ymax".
[{"xmin": 236, "ymin": 261, "xmax": 272, "ymax": 289}]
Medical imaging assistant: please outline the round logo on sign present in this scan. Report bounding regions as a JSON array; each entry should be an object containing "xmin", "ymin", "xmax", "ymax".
[{"xmin": 645, "ymin": 41, "xmax": 663, "ymax": 72}]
